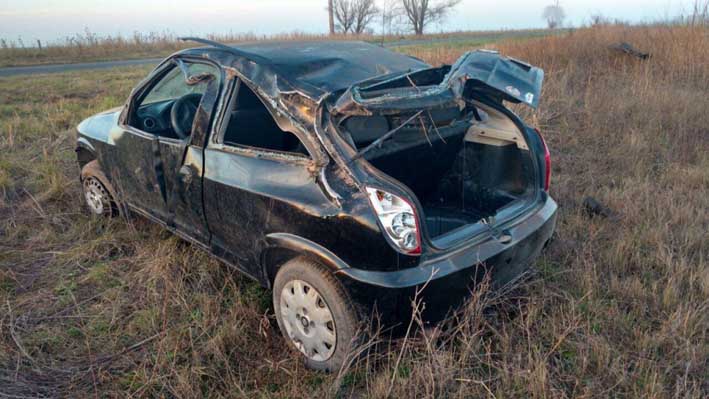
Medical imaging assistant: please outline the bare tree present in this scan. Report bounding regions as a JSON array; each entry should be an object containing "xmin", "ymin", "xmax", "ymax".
[
  {"xmin": 333, "ymin": 0, "xmax": 379, "ymax": 34},
  {"xmin": 688, "ymin": 0, "xmax": 709, "ymax": 26},
  {"xmin": 542, "ymin": 0, "xmax": 566, "ymax": 29},
  {"xmin": 589, "ymin": 13, "xmax": 608, "ymax": 27},
  {"xmin": 400, "ymin": 0, "xmax": 461, "ymax": 35},
  {"xmin": 380, "ymin": 0, "xmax": 401, "ymax": 36},
  {"xmin": 333, "ymin": 0, "xmax": 355, "ymax": 33},
  {"xmin": 352, "ymin": 0, "xmax": 379, "ymax": 34}
]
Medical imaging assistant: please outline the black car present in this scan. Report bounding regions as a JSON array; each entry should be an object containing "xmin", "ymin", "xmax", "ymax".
[{"xmin": 76, "ymin": 39, "xmax": 557, "ymax": 371}]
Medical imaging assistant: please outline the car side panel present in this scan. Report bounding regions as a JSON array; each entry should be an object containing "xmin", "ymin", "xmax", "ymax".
[
  {"xmin": 202, "ymin": 149, "xmax": 402, "ymax": 283},
  {"xmin": 203, "ymin": 149, "xmax": 331, "ymax": 279},
  {"xmin": 107, "ymin": 127, "xmax": 170, "ymax": 221}
]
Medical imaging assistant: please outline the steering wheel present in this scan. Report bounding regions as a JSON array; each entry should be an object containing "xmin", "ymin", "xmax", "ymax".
[{"xmin": 170, "ymin": 93, "xmax": 203, "ymax": 140}]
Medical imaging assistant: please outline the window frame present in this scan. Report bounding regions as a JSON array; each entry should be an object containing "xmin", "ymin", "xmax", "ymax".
[
  {"xmin": 121, "ymin": 56, "xmax": 224, "ymax": 143},
  {"xmin": 209, "ymin": 78, "xmax": 318, "ymax": 163}
]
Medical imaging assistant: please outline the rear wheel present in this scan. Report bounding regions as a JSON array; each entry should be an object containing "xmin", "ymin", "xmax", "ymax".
[{"xmin": 273, "ymin": 258, "xmax": 361, "ymax": 371}]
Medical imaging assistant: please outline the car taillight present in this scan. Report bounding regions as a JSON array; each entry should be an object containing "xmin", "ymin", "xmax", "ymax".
[
  {"xmin": 535, "ymin": 128, "xmax": 551, "ymax": 191},
  {"xmin": 366, "ymin": 187, "xmax": 421, "ymax": 255}
]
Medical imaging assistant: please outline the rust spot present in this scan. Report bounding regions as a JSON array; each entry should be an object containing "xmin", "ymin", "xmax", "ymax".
[{"xmin": 223, "ymin": 66, "xmax": 240, "ymax": 80}]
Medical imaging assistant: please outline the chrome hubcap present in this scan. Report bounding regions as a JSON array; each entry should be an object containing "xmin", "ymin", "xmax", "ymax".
[
  {"xmin": 83, "ymin": 177, "xmax": 108, "ymax": 215},
  {"xmin": 280, "ymin": 280, "xmax": 336, "ymax": 361}
]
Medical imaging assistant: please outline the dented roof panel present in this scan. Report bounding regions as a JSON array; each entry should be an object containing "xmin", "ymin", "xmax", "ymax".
[{"xmin": 182, "ymin": 41, "xmax": 429, "ymax": 101}]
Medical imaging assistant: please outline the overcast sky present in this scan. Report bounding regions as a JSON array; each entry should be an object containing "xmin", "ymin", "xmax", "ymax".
[{"xmin": 0, "ymin": 0, "xmax": 690, "ymax": 43}]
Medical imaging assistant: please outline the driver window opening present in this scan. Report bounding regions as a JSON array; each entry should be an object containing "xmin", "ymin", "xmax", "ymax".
[
  {"xmin": 129, "ymin": 62, "xmax": 218, "ymax": 140},
  {"xmin": 222, "ymin": 81, "xmax": 309, "ymax": 157}
]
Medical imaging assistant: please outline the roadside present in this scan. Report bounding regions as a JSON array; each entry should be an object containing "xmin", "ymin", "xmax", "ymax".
[
  {"xmin": 0, "ymin": 30, "xmax": 555, "ymax": 77},
  {"xmin": 0, "ymin": 57, "xmax": 164, "ymax": 77},
  {"xmin": 0, "ymin": 37, "xmax": 452, "ymax": 78}
]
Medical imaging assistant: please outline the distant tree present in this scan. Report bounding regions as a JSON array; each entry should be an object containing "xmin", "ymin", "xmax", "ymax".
[
  {"xmin": 333, "ymin": 0, "xmax": 356, "ymax": 33},
  {"xmin": 380, "ymin": 0, "xmax": 402, "ymax": 36},
  {"xmin": 333, "ymin": 0, "xmax": 379, "ymax": 34},
  {"xmin": 589, "ymin": 13, "xmax": 608, "ymax": 27},
  {"xmin": 689, "ymin": 0, "xmax": 709, "ymax": 26},
  {"xmin": 542, "ymin": 0, "xmax": 566, "ymax": 29},
  {"xmin": 400, "ymin": 0, "xmax": 461, "ymax": 35},
  {"xmin": 352, "ymin": 0, "xmax": 380, "ymax": 34}
]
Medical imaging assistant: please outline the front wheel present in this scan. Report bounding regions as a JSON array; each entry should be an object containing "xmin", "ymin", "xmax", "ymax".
[
  {"xmin": 80, "ymin": 161, "xmax": 118, "ymax": 217},
  {"xmin": 273, "ymin": 258, "xmax": 361, "ymax": 371}
]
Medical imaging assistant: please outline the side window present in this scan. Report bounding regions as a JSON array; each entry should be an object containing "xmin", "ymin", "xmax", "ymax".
[
  {"xmin": 130, "ymin": 61, "xmax": 218, "ymax": 139},
  {"xmin": 221, "ymin": 81, "xmax": 309, "ymax": 157},
  {"xmin": 142, "ymin": 64, "xmax": 214, "ymax": 105}
]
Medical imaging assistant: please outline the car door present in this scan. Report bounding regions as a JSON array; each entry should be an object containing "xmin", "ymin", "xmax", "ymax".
[
  {"xmin": 156, "ymin": 60, "xmax": 222, "ymax": 244},
  {"xmin": 110, "ymin": 64, "xmax": 178, "ymax": 221},
  {"xmin": 115, "ymin": 58, "xmax": 221, "ymax": 244},
  {"xmin": 202, "ymin": 79, "xmax": 336, "ymax": 279}
]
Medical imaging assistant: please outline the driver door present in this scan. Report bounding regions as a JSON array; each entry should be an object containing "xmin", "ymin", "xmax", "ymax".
[{"xmin": 116, "ymin": 58, "xmax": 220, "ymax": 244}]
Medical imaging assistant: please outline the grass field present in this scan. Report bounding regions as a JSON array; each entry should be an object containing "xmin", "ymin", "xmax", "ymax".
[
  {"xmin": 0, "ymin": 29, "xmax": 553, "ymax": 68},
  {"xmin": 1, "ymin": 25, "xmax": 707, "ymax": 397}
]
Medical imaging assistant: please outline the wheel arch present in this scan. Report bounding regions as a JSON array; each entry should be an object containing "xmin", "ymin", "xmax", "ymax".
[
  {"xmin": 260, "ymin": 233, "xmax": 350, "ymax": 288},
  {"xmin": 80, "ymin": 159, "xmax": 120, "ymax": 209},
  {"xmin": 76, "ymin": 137, "xmax": 97, "ymax": 169}
]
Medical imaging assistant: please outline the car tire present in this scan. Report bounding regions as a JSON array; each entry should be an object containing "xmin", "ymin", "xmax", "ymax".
[
  {"xmin": 80, "ymin": 161, "xmax": 118, "ymax": 217},
  {"xmin": 273, "ymin": 257, "xmax": 362, "ymax": 372}
]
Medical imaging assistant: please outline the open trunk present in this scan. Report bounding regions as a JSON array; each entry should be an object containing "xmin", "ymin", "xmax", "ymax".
[
  {"xmin": 344, "ymin": 100, "xmax": 537, "ymax": 243},
  {"xmin": 334, "ymin": 50, "xmax": 544, "ymax": 246}
]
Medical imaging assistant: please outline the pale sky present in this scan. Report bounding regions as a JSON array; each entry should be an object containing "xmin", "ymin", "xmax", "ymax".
[{"xmin": 0, "ymin": 0, "xmax": 690, "ymax": 43}]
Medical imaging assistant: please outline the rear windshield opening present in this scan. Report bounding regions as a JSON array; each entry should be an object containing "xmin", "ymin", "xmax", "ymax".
[
  {"xmin": 343, "ymin": 106, "xmax": 461, "ymax": 149},
  {"xmin": 356, "ymin": 66, "xmax": 451, "ymax": 100}
]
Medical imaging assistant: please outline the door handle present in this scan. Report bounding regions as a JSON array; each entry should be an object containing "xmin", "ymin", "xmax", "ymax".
[{"xmin": 179, "ymin": 165, "xmax": 194, "ymax": 188}]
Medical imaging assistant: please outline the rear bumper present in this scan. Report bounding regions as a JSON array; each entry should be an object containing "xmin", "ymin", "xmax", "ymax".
[{"xmin": 336, "ymin": 196, "xmax": 557, "ymax": 316}]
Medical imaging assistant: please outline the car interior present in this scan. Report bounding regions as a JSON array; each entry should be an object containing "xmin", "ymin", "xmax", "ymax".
[
  {"xmin": 129, "ymin": 63, "xmax": 215, "ymax": 140},
  {"xmin": 130, "ymin": 63, "xmax": 309, "ymax": 157},
  {"xmin": 222, "ymin": 81, "xmax": 309, "ymax": 156}
]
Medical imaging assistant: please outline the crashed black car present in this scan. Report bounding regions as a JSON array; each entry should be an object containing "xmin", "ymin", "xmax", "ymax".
[{"xmin": 76, "ymin": 39, "xmax": 557, "ymax": 371}]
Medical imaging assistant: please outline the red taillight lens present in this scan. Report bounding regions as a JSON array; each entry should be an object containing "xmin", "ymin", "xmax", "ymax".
[{"xmin": 535, "ymin": 128, "xmax": 551, "ymax": 191}]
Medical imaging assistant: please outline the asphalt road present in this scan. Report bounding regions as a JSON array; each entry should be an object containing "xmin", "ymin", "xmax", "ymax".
[
  {"xmin": 0, "ymin": 37, "xmax": 484, "ymax": 77},
  {"xmin": 0, "ymin": 57, "xmax": 165, "ymax": 77}
]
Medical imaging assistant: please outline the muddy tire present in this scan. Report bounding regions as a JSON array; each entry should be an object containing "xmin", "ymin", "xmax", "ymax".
[
  {"xmin": 80, "ymin": 161, "xmax": 118, "ymax": 217},
  {"xmin": 273, "ymin": 257, "xmax": 362, "ymax": 372}
]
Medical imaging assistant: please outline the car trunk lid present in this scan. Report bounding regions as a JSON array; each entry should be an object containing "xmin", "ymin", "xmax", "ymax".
[{"xmin": 332, "ymin": 49, "xmax": 544, "ymax": 117}]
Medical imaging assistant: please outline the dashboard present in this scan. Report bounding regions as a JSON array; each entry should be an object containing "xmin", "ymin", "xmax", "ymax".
[{"xmin": 134, "ymin": 99, "xmax": 177, "ymax": 138}]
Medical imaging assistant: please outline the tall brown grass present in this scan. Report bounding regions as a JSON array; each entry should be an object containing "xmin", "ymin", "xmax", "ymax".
[
  {"xmin": 0, "ymin": 28, "xmax": 549, "ymax": 67},
  {"xmin": 368, "ymin": 24, "xmax": 709, "ymax": 397},
  {"xmin": 0, "ymin": 25, "xmax": 707, "ymax": 397}
]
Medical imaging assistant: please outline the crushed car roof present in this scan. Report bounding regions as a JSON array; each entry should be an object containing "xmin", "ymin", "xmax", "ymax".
[{"xmin": 180, "ymin": 41, "xmax": 430, "ymax": 100}]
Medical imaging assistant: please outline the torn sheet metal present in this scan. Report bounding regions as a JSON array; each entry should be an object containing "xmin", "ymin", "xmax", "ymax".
[
  {"xmin": 179, "ymin": 41, "xmax": 428, "ymax": 160},
  {"xmin": 447, "ymin": 50, "xmax": 543, "ymax": 109}
]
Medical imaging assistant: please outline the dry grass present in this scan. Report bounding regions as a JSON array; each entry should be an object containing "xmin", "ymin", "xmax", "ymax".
[
  {"xmin": 0, "ymin": 29, "xmax": 552, "ymax": 68},
  {"xmin": 0, "ymin": 25, "xmax": 707, "ymax": 397}
]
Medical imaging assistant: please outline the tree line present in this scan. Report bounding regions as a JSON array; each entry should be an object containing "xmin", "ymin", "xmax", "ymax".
[
  {"xmin": 327, "ymin": 0, "xmax": 462, "ymax": 35},
  {"xmin": 326, "ymin": 0, "xmax": 567, "ymax": 35}
]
